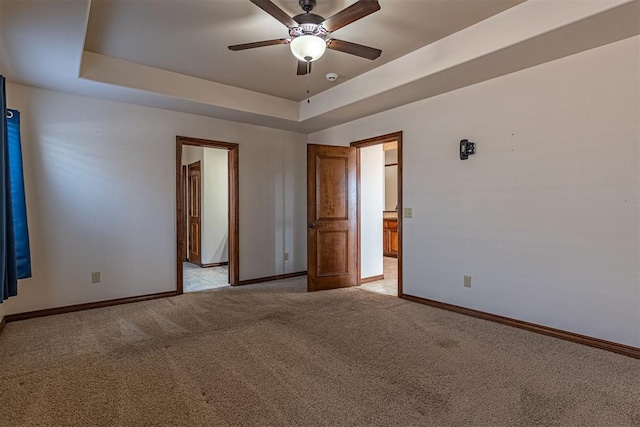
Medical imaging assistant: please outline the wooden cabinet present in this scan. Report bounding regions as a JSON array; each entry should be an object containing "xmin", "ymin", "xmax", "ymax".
[{"xmin": 383, "ymin": 218, "xmax": 398, "ymax": 258}]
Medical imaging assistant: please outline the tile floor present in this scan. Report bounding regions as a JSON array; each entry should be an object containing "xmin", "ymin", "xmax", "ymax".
[
  {"xmin": 183, "ymin": 257, "xmax": 397, "ymax": 295},
  {"xmin": 183, "ymin": 262, "xmax": 229, "ymax": 293},
  {"xmin": 360, "ymin": 257, "xmax": 398, "ymax": 296}
]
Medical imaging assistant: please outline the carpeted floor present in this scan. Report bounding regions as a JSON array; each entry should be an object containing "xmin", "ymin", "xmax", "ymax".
[{"xmin": 0, "ymin": 277, "xmax": 638, "ymax": 426}]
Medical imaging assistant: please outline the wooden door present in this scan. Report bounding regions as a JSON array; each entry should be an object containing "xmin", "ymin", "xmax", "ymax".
[
  {"xmin": 307, "ymin": 144, "xmax": 357, "ymax": 291},
  {"xmin": 188, "ymin": 161, "xmax": 201, "ymax": 265},
  {"xmin": 182, "ymin": 165, "xmax": 188, "ymax": 261}
]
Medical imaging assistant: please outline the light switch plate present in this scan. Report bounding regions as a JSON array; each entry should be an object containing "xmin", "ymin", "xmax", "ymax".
[
  {"xmin": 464, "ymin": 276, "xmax": 471, "ymax": 288},
  {"xmin": 91, "ymin": 272, "xmax": 101, "ymax": 283},
  {"xmin": 403, "ymin": 207, "xmax": 413, "ymax": 218}
]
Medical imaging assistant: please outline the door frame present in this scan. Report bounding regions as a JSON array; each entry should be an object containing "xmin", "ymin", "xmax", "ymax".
[
  {"xmin": 182, "ymin": 165, "xmax": 188, "ymax": 261},
  {"xmin": 350, "ymin": 131, "xmax": 403, "ymax": 297},
  {"xmin": 176, "ymin": 136, "xmax": 240, "ymax": 292}
]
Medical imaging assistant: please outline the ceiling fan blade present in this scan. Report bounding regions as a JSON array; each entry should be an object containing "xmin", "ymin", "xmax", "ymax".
[
  {"xmin": 228, "ymin": 39, "xmax": 289, "ymax": 51},
  {"xmin": 322, "ymin": 0, "xmax": 380, "ymax": 32},
  {"xmin": 327, "ymin": 39, "xmax": 381, "ymax": 60},
  {"xmin": 250, "ymin": 0, "xmax": 297, "ymax": 28},
  {"xmin": 297, "ymin": 60, "xmax": 311, "ymax": 75}
]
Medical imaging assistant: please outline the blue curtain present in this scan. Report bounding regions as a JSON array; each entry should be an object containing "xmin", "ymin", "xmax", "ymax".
[
  {"xmin": 1, "ymin": 75, "xmax": 31, "ymax": 303},
  {"xmin": 0, "ymin": 75, "xmax": 18, "ymax": 302},
  {"xmin": 8, "ymin": 109, "xmax": 31, "ymax": 280}
]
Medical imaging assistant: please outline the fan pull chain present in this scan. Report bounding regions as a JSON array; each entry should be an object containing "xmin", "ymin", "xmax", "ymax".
[{"xmin": 306, "ymin": 61, "xmax": 311, "ymax": 103}]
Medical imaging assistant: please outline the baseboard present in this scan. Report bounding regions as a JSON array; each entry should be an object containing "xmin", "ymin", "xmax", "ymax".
[
  {"xmin": 401, "ymin": 294, "xmax": 640, "ymax": 359},
  {"xmin": 5, "ymin": 291, "xmax": 178, "ymax": 322},
  {"xmin": 0, "ymin": 315, "xmax": 5, "ymax": 334},
  {"xmin": 361, "ymin": 274, "xmax": 384, "ymax": 284},
  {"xmin": 238, "ymin": 271, "xmax": 307, "ymax": 286},
  {"xmin": 201, "ymin": 261, "xmax": 229, "ymax": 268}
]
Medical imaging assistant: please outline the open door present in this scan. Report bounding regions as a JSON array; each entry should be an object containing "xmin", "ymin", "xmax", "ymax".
[
  {"xmin": 307, "ymin": 144, "xmax": 358, "ymax": 292},
  {"xmin": 188, "ymin": 161, "xmax": 201, "ymax": 265}
]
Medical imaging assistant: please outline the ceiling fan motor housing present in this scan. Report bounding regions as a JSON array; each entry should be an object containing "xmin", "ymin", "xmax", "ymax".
[
  {"xmin": 290, "ymin": 14, "xmax": 328, "ymax": 40},
  {"xmin": 294, "ymin": 12, "xmax": 324, "ymax": 25}
]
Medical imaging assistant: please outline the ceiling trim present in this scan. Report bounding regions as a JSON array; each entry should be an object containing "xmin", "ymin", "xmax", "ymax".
[{"xmin": 80, "ymin": 51, "xmax": 299, "ymax": 121}]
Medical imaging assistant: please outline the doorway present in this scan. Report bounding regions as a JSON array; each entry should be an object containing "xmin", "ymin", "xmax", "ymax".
[
  {"xmin": 351, "ymin": 132, "xmax": 403, "ymax": 297},
  {"xmin": 176, "ymin": 136, "xmax": 239, "ymax": 293}
]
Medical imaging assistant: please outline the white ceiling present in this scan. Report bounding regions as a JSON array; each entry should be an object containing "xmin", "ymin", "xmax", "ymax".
[
  {"xmin": 1, "ymin": 0, "xmax": 638, "ymax": 133},
  {"xmin": 84, "ymin": 0, "xmax": 525, "ymax": 101}
]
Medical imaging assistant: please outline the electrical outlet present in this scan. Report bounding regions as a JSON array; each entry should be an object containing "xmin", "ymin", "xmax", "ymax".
[
  {"xmin": 464, "ymin": 275, "xmax": 471, "ymax": 288},
  {"xmin": 91, "ymin": 272, "xmax": 101, "ymax": 283},
  {"xmin": 403, "ymin": 207, "xmax": 413, "ymax": 218},
  {"xmin": 284, "ymin": 252, "xmax": 289, "ymax": 261}
]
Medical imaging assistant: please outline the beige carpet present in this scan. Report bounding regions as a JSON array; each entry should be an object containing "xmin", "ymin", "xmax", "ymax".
[{"xmin": 0, "ymin": 277, "xmax": 638, "ymax": 426}]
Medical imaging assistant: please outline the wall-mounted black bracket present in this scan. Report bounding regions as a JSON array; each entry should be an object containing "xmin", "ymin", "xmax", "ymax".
[{"xmin": 460, "ymin": 139, "xmax": 476, "ymax": 160}]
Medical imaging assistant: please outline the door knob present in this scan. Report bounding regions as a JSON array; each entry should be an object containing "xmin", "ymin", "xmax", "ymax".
[{"xmin": 307, "ymin": 222, "xmax": 317, "ymax": 228}]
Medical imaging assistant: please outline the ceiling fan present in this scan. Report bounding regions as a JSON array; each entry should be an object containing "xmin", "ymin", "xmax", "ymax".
[{"xmin": 228, "ymin": 0, "xmax": 382, "ymax": 75}]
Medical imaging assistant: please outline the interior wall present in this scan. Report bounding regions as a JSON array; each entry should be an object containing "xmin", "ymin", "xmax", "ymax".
[
  {"xmin": 183, "ymin": 145, "xmax": 203, "ymax": 166},
  {"xmin": 309, "ymin": 37, "xmax": 640, "ymax": 347},
  {"xmin": 3, "ymin": 83, "xmax": 307, "ymax": 315},
  {"xmin": 283, "ymin": 134, "xmax": 307, "ymax": 275},
  {"xmin": 384, "ymin": 148, "xmax": 398, "ymax": 211},
  {"xmin": 360, "ymin": 144, "xmax": 384, "ymax": 279},
  {"xmin": 201, "ymin": 148, "xmax": 228, "ymax": 265},
  {"xmin": 384, "ymin": 166, "xmax": 397, "ymax": 211}
]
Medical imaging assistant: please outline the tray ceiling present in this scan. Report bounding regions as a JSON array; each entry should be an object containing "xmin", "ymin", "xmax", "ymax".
[
  {"xmin": 84, "ymin": 0, "xmax": 525, "ymax": 101},
  {"xmin": 2, "ymin": 0, "xmax": 637, "ymax": 133}
]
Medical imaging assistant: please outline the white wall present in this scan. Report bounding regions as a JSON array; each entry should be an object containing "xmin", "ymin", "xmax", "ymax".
[
  {"xmin": 384, "ymin": 148, "xmax": 398, "ymax": 211},
  {"xmin": 202, "ymin": 148, "xmax": 228, "ymax": 264},
  {"xmin": 360, "ymin": 145, "xmax": 384, "ymax": 279},
  {"xmin": 183, "ymin": 145, "xmax": 203, "ymax": 166},
  {"xmin": 385, "ymin": 148, "xmax": 397, "ymax": 164},
  {"xmin": 3, "ymin": 83, "xmax": 307, "ymax": 315},
  {"xmin": 384, "ymin": 167, "xmax": 397, "ymax": 211},
  {"xmin": 309, "ymin": 37, "xmax": 640, "ymax": 347}
]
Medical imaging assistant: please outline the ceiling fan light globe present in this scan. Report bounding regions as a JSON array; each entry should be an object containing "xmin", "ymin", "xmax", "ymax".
[{"xmin": 290, "ymin": 35, "xmax": 326, "ymax": 62}]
